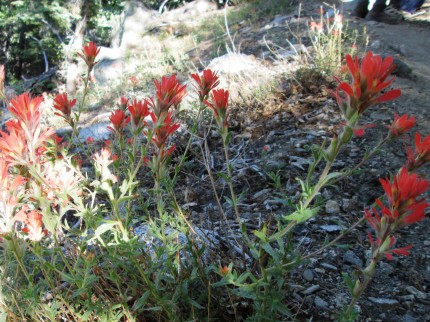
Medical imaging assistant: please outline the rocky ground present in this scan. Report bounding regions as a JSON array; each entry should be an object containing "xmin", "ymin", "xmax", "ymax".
[
  {"xmin": 172, "ymin": 1, "xmax": 430, "ymax": 320},
  {"xmin": 83, "ymin": 0, "xmax": 430, "ymax": 320},
  {"xmin": 4, "ymin": 0, "xmax": 430, "ymax": 320}
]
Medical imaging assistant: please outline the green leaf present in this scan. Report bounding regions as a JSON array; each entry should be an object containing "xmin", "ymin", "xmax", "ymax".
[
  {"xmin": 342, "ymin": 272, "xmax": 356, "ymax": 293},
  {"xmin": 284, "ymin": 206, "xmax": 320, "ymax": 223},
  {"xmin": 91, "ymin": 221, "xmax": 119, "ymax": 241},
  {"xmin": 321, "ymin": 172, "xmax": 343, "ymax": 186},
  {"xmin": 262, "ymin": 243, "xmax": 279, "ymax": 261}
]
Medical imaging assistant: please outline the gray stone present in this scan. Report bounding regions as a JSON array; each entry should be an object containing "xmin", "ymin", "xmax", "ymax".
[
  {"xmin": 78, "ymin": 122, "xmax": 111, "ymax": 142},
  {"xmin": 303, "ymin": 269, "xmax": 314, "ymax": 282},
  {"xmin": 320, "ymin": 263, "xmax": 338, "ymax": 271},
  {"xmin": 325, "ymin": 200, "xmax": 340, "ymax": 214},
  {"xmin": 302, "ymin": 285, "xmax": 320, "ymax": 295},
  {"xmin": 398, "ymin": 295, "xmax": 415, "ymax": 302},
  {"xmin": 405, "ymin": 286, "xmax": 427, "ymax": 300},
  {"xmin": 368, "ymin": 297, "xmax": 399, "ymax": 306},
  {"xmin": 402, "ymin": 314, "xmax": 418, "ymax": 322},
  {"xmin": 314, "ymin": 296, "xmax": 328, "ymax": 309},
  {"xmin": 320, "ymin": 224, "xmax": 342, "ymax": 233},
  {"xmin": 343, "ymin": 250, "xmax": 363, "ymax": 267}
]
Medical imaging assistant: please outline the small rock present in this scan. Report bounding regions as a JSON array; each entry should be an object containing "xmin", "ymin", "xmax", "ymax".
[
  {"xmin": 303, "ymin": 269, "xmax": 314, "ymax": 282},
  {"xmin": 320, "ymin": 224, "xmax": 342, "ymax": 233},
  {"xmin": 320, "ymin": 263, "xmax": 338, "ymax": 271},
  {"xmin": 252, "ymin": 189, "xmax": 271, "ymax": 200},
  {"xmin": 398, "ymin": 295, "xmax": 415, "ymax": 302},
  {"xmin": 314, "ymin": 296, "xmax": 328, "ymax": 309},
  {"xmin": 405, "ymin": 286, "xmax": 427, "ymax": 300},
  {"xmin": 343, "ymin": 250, "xmax": 363, "ymax": 267},
  {"xmin": 402, "ymin": 314, "xmax": 418, "ymax": 322},
  {"xmin": 325, "ymin": 200, "xmax": 340, "ymax": 214},
  {"xmin": 369, "ymin": 40, "xmax": 381, "ymax": 50},
  {"xmin": 368, "ymin": 297, "xmax": 399, "ymax": 307},
  {"xmin": 377, "ymin": 262, "xmax": 394, "ymax": 275},
  {"xmin": 302, "ymin": 285, "xmax": 320, "ymax": 295}
]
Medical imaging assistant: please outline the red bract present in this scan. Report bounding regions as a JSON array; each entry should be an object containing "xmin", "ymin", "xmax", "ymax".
[
  {"xmin": 0, "ymin": 159, "xmax": 25, "ymax": 234},
  {"xmin": 53, "ymin": 93, "xmax": 76, "ymax": 120},
  {"xmin": 149, "ymin": 111, "xmax": 180, "ymax": 150},
  {"xmin": 107, "ymin": 109, "xmax": 130, "ymax": 135},
  {"xmin": 117, "ymin": 97, "xmax": 129, "ymax": 111},
  {"xmin": 335, "ymin": 52, "xmax": 401, "ymax": 119},
  {"xmin": 128, "ymin": 98, "xmax": 152, "ymax": 130},
  {"xmin": 154, "ymin": 74, "xmax": 186, "ymax": 114},
  {"xmin": 380, "ymin": 167, "xmax": 429, "ymax": 219},
  {"xmin": 191, "ymin": 69, "xmax": 220, "ymax": 102},
  {"xmin": 406, "ymin": 133, "xmax": 430, "ymax": 171},
  {"xmin": 204, "ymin": 89, "xmax": 230, "ymax": 128},
  {"xmin": 77, "ymin": 41, "xmax": 100, "ymax": 70},
  {"xmin": 20, "ymin": 211, "xmax": 47, "ymax": 242},
  {"xmin": 364, "ymin": 167, "xmax": 429, "ymax": 261},
  {"xmin": 0, "ymin": 121, "xmax": 27, "ymax": 165},
  {"xmin": 388, "ymin": 114, "xmax": 415, "ymax": 137},
  {"xmin": 9, "ymin": 93, "xmax": 43, "ymax": 134}
]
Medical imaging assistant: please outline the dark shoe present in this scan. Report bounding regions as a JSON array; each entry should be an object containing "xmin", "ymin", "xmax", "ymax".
[
  {"xmin": 352, "ymin": 0, "xmax": 369, "ymax": 18},
  {"xmin": 365, "ymin": 6, "xmax": 404, "ymax": 24}
]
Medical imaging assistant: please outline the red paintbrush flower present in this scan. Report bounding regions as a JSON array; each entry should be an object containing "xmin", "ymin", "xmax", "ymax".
[
  {"xmin": 379, "ymin": 167, "xmax": 429, "ymax": 218},
  {"xmin": 335, "ymin": 52, "xmax": 401, "ymax": 120},
  {"xmin": 20, "ymin": 211, "xmax": 48, "ymax": 242},
  {"xmin": 77, "ymin": 41, "xmax": 100, "ymax": 70},
  {"xmin": 53, "ymin": 93, "xmax": 76, "ymax": 121},
  {"xmin": 149, "ymin": 111, "xmax": 180, "ymax": 149},
  {"xmin": 191, "ymin": 69, "xmax": 220, "ymax": 102},
  {"xmin": 406, "ymin": 133, "xmax": 430, "ymax": 171},
  {"xmin": 107, "ymin": 109, "xmax": 130, "ymax": 135},
  {"xmin": 128, "ymin": 98, "xmax": 152, "ymax": 131},
  {"xmin": 154, "ymin": 74, "xmax": 186, "ymax": 114},
  {"xmin": 117, "ymin": 96, "xmax": 129, "ymax": 112},
  {"xmin": 204, "ymin": 89, "xmax": 230, "ymax": 129},
  {"xmin": 9, "ymin": 93, "xmax": 43, "ymax": 134},
  {"xmin": 387, "ymin": 114, "xmax": 415, "ymax": 137}
]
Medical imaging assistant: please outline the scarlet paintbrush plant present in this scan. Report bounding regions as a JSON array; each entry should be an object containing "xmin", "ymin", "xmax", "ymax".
[
  {"xmin": 387, "ymin": 113, "xmax": 416, "ymax": 138},
  {"xmin": 77, "ymin": 41, "xmax": 100, "ymax": 72},
  {"xmin": 335, "ymin": 52, "xmax": 401, "ymax": 121},
  {"xmin": 153, "ymin": 74, "xmax": 186, "ymax": 116},
  {"xmin": 108, "ymin": 109, "xmax": 130, "ymax": 136},
  {"xmin": 0, "ymin": 94, "xmax": 55, "ymax": 165},
  {"xmin": 205, "ymin": 88, "xmax": 230, "ymax": 131},
  {"xmin": 128, "ymin": 98, "xmax": 152, "ymax": 133},
  {"xmin": 53, "ymin": 93, "xmax": 77, "ymax": 123},
  {"xmin": 406, "ymin": 132, "xmax": 430, "ymax": 171},
  {"xmin": 191, "ymin": 69, "xmax": 220, "ymax": 103},
  {"xmin": 345, "ymin": 168, "xmax": 429, "ymax": 317}
]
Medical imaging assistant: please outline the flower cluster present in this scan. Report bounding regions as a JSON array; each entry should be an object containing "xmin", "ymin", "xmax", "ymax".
[
  {"xmin": 77, "ymin": 41, "xmax": 100, "ymax": 71},
  {"xmin": 364, "ymin": 168, "xmax": 429, "ymax": 260},
  {"xmin": 335, "ymin": 52, "xmax": 401, "ymax": 121}
]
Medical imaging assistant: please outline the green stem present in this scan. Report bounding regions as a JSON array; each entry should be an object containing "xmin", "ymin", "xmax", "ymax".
[
  {"xmin": 222, "ymin": 132, "xmax": 241, "ymax": 224},
  {"xmin": 10, "ymin": 238, "xmax": 31, "ymax": 283}
]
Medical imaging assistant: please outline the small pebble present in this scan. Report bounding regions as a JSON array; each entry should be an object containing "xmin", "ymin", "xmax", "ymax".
[
  {"xmin": 302, "ymin": 285, "xmax": 320, "ymax": 295},
  {"xmin": 343, "ymin": 250, "xmax": 363, "ymax": 267},
  {"xmin": 368, "ymin": 297, "xmax": 399, "ymax": 306},
  {"xmin": 303, "ymin": 269, "xmax": 314, "ymax": 282},
  {"xmin": 325, "ymin": 200, "xmax": 340, "ymax": 214},
  {"xmin": 405, "ymin": 286, "xmax": 427, "ymax": 300},
  {"xmin": 320, "ymin": 263, "xmax": 338, "ymax": 271},
  {"xmin": 314, "ymin": 296, "xmax": 329, "ymax": 309}
]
